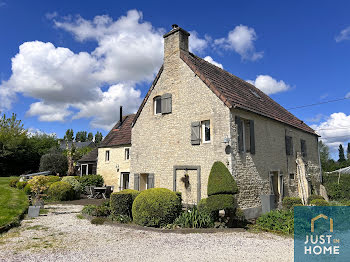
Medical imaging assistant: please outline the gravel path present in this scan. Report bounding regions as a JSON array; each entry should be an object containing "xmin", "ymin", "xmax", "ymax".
[{"xmin": 0, "ymin": 205, "xmax": 293, "ymax": 262}]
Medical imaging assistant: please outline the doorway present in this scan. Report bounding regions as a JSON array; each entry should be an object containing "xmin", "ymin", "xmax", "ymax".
[
  {"xmin": 140, "ymin": 173, "xmax": 148, "ymax": 191},
  {"xmin": 269, "ymin": 171, "xmax": 284, "ymax": 207},
  {"xmin": 121, "ymin": 172, "xmax": 129, "ymax": 190}
]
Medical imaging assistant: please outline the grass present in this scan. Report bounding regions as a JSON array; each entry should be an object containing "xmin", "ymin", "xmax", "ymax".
[{"xmin": 0, "ymin": 177, "xmax": 29, "ymax": 229}]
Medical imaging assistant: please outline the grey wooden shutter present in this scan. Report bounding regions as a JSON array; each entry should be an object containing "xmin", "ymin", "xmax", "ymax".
[
  {"xmin": 134, "ymin": 173, "xmax": 140, "ymax": 191},
  {"xmin": 147, "ymin": 173, "xmax": 154, "ymax": 189},
  {"xmin": 249, "ymin": 120, "xmax": 255, "ymax": 154},
  {"xmin": 191, "ymin": 121, "xmax": 201, "ymax": 145},
  {"xmin": 161, "ymin": 93, "xmax": 172, "ymax": 114},
  {"xmin": 235, "ymin": 116, "xmax": 243, "ymax": 152}
]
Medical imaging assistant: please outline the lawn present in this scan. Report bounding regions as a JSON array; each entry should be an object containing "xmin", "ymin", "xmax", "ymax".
[{"xmin": 0, "ymin": 177, "xmax": 29, "ymax": 229}]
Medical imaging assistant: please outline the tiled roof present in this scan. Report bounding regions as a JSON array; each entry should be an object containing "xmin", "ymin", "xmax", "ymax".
[
  {"xmin": 78, "ymin": 148, "xmax": 98, "ymax": 163},
  {"xmin": 180, "ymin": 51, "xmax": 317, "ymax": 135},
  {"xmin": 59, "ymin": 141, "xmax": 96, "ymax": 150},
  {"xmin": 99, "ymin": 114, "xmax": 135, "ymax": 148}
]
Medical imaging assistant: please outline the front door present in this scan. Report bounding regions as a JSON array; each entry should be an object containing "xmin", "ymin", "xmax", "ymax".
[{"xmin": 121, "ymin": 172, "xmax": 129, "ymax": 190}]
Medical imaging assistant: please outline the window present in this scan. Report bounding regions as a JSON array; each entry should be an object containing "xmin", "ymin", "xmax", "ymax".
[
  {"xmin": 154, "ymin": 94, "xmax": 172, "ymax": 115},
  {"xmin": 235, "ymin": 116, "xmax": 255, "ymax": 154},
  {"xmin": 120, "ymin": 172, "xmax": 129, "ymax": 190},
  {"xmin": 134, "ymin": 173, "xmax": 154, "ymax": 191},
  {"xmin": 301, "ymin": 139, "xmax": 307, "ymax": 157},
  {"xmin": 285, "ymin": 136, "xmax": 293, "ymax": 156},
  {"xmin": 80, "ymin": 164, "xmax": 93, "ymax": 176},
  {"xmin": 125, "ymin": 148, "xmax": 130, "ymax": 160},
  {"xmin": 154, "ymin": 96, "xmax": 161, "ymax": 115},
  {"xmin": 290, "ymin": 173, "xmax": 295, "ymax": 180},
  {"xmin": 105, "ymin": 150, "xmax": 110, "ymax": 162},
  {"xmin": 202, "ymin": 120, "xmax": 211, "ymax": 143}
]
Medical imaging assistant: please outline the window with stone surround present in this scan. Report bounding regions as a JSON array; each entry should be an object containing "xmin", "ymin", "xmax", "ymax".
[
  {"xmin": 125, "ymin": 148, "xmax": 130, "ymax": 160},
  {"xmin": 301, "ymin": 139, "xmax": 307, "ymax": 157},
  {"xmin": 285, "ymin": 136, "xmax": 293, "ymax": 156},
  {"xmin": 105, "ymin": 150, "xmax": 110, "ymax": 162},
  {"xmin": 154, "ymin": 96, "xmax": 161, "ymax": 115},
  {"xmin": 235, "ymin": 116, "xmax": 255, "ymax": 154},
  {"xmin": 201, "ymin": 120, "xmax": 211, "ymax": 143}
]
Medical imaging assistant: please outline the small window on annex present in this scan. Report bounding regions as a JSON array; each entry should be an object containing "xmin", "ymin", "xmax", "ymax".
[
  {"xmin": 105, "ymin": 150, "xmax": 110, "ymax": 162},
  {"xmin": 154, "ymin": 96, "xmax": 162, "ymax": 115},
  {"xmin": 201, "ymin": 120, "xmax": 211, "ymax": 143},
  {"xmin": 125, "ymin": 148, "xmax": 130, "ymax": 160}
]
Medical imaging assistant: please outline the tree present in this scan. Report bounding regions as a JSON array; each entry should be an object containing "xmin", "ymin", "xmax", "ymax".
[
  {"xmin": 75, "ymin": 131, "xmax": 87, "ymax": 142},
  {"xmin": 39, "ymin": 152, "xmax": 68, "ymax": 175},
  {"xmin": 95, "ymin": 131, "xmax": 103, "ymax": 144},
  {"xmin": 64, "ymin": 129, "xmax": 74, "ymax": 142},
  {"xmin": 87, "ymin": 132, "xmax": 93, "ymax": 141},
  {"xmin": 319, "ymin": 141, "xmax": 330, "ymax": 165},
  {"xmin": 347, "ymin": 142, "xmax": 350, "ymax": 160},
  {"xmin": 338, "ymin": 144, "xmax": 346, "ymax": 162}
]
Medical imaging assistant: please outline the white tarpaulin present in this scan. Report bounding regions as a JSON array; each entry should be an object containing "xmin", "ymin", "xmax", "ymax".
[{"xmin": 326, "ymin": 166, "xmax": 350, "ymax": 175}]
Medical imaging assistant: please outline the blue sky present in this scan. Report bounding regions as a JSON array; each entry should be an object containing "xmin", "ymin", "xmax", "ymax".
[{"xmin": 0, "ymin": 0, "xmax": 350, "ymax": 157}]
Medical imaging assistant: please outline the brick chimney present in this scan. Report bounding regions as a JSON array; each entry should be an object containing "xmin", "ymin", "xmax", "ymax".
[{"xmin": 163, "ymin": 24, "xmax": 190, "ymax": 61}]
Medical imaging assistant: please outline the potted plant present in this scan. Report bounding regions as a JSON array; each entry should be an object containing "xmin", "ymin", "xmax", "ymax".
[{"xmin": 27, "ymin": 176, "xmax": 50, "ymax": 217}]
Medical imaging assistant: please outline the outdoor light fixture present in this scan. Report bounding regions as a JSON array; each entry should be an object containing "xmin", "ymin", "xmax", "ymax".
[{"xmin": 116, "ymin": 164, "xmax": 119, "ymax": 172}]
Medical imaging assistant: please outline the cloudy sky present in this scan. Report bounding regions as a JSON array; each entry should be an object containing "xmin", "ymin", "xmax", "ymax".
[{"xmin": 0, "ymin": 0, "xmax": 350, "ymax": 158}]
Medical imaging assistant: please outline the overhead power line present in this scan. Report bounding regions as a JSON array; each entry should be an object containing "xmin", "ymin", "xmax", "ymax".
[{"xmin": 287, "ymin": 97, "xmax": 350, "ymax": 110}]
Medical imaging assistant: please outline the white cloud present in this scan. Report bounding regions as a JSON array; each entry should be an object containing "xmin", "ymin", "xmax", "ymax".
[
  {"xmin": 246, "ymin": 75, "xmax": 290, "ymax": 95},
  {"xmin": 346, "ymin": 92, "xmax": 350, "ymax": 99},
  {"xmin": 27, "ymin": 102, "xmax": 72, "ymax": 122},
  {"xmin": 27, "ymin": 127, "xmax": 57, "ymax": 138},
  {"xmin": 189, "ymin": 31, "xmax": 208, "ymax": 53},
  {"xmin": 204, "ymin": 56, "xmax": 223, "ymax": 69},
  {"xmin": 306, "ymin": 113, "xmax": 325, "ymax": 123},
  {"xmin": 73, "ymin": 83, "xmax": 142, "ymax": 130},
  {"xmin": 311, "ymin": 113, "xmax": 350, "ymax": 151},
  {"xmin": 214, "ymin": 25, "xmax": 263, "ymax": 61},
  {"xmin": 45, "ymin": 12, "xmax": 58, "ymax": 20},
  {"xmin": 54, "ymin": 10, "xmax": 164, "ymax": 83},
  {"xmin": 335, "ymin": 26, "xmax": 350, "ymax": 42}
]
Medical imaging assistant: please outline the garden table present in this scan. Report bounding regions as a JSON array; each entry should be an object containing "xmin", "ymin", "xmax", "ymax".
[{"xmin": 93, "ymin": 187, "xmax": 107, "ymax": 199}]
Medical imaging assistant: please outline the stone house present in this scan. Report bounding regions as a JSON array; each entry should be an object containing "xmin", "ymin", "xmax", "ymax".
[
  {"xmin": 130, "ymin": 25, "xmax": 321, "ymax": 218},
  {"xmin": 97, "ymin": 110, "xmax": 134, "ymax": 189}
]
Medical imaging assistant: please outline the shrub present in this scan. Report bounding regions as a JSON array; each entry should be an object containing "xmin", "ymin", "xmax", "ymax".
[
  {"xmin": 62, "ymin": 176, "xmax": 82, "ymax": 199},
  {"xmin": 173, "ymin": 206, "xmax": 214, "ymax": 228},
  {"xmin": 91, "ymin": 217, "xmax": 105, "ymax": 225},
  {"xmin": 323, "ymin": 173, "xmax": 350, "ymax": 201},
  {"xmin": 16, "ymin": 181, "xmax": 27, "ymax": 189},
  {"xmin": 206, "ymin": 194, "xmax": 235, "ymax": 212},
  {"xmin": 28, "ymin": 176, "xmax": 50, "ymax": 196},
  {"xmin": 82, "ymin": 205, "xmax": 98, "ymax": 216},
  {"xmin": 207, "ymin": 161, "xmax": 238, "ymax": 196},
  {"xmin": 9, "ymin": 177, "xmax": 19, "ymax": 187},
  {"xmin": 110, "ymin": 189, "xmax": 140, "ymax": 217},
  {"xmin": 308, "ymin": 195, "xmax": 325, "ymax": 204},
  {"xmin": 282, "ymin": 197, "xmax": 303, "ymax": 210},
  {"xmin": 48, "ymin": 181, "xmax": 74, "ymax": 201},
  {"xmin": 39, "ymin": 152, "xmax": 68, "ymax": 175},
  {"xmin": 132, "ymin": 188, "xmax": 182, "ymax": 227},
  {"xmin": 23, "ymin": 183, "xmax": 32, "ymax": 195},
  {"xmin": 110, "ymin": 214, "xmax": 132, "ymax": 224},
  {"xmin": 79, "ymin": 175, "xmax": 104, "ymax": 188},
  {"xmin": 256, "ymin": 210, "xmax": 294, "ymax": 235},
  {"xmin": 232, "ymin": 208, "xmax": 247, "ymax": 228},
  {"xmin": 310, "ymin": 199, "xmax": 329, "ymax": 206},
  {"xmin": 46, "ymin": 175, "xmax": 61, "ymax": 184}
]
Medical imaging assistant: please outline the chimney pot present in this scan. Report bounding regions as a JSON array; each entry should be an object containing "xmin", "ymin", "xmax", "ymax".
[
  {"xmin": 119, "ymin": 106, "xmax": 123, "ymax": 126},
  {"xmin": 172, "ymin": 24, "xmax": 179, "ymax": 29}
]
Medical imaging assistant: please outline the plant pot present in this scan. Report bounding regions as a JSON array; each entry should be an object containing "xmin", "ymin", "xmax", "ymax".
[{"xmin": 28, "ymin": 206, "xmax": 40, "ymax": 218}]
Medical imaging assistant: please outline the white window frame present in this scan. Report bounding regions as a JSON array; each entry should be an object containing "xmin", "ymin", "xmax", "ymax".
[
  {"xmin": 125, "ymin": 148, "xmax": 130, "ymax": 160},
  {"xmin": 154, "ymin": 96, "xmax": 162, "ymax": 115},
  {"xmin": 105, "ymin": 150, "xmax": 110, "ymax": 162},
  {"xmin": 81, "ymin": 164, "xmax": 88, "ymax": 176},
  {"xmin": 201, "ymin": 120, "xmax": 211, "ymax": 143}
]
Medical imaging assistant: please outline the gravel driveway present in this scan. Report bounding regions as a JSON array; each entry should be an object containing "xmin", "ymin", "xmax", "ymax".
[{"xmin": 0, "ymin": 204, "xmax": 293, "ymax": 262}]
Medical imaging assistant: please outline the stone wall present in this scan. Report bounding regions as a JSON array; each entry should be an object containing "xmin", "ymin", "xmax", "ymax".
[{"xmin": 97, "ymin": 145, "xmax": 131, "ymax": 189}]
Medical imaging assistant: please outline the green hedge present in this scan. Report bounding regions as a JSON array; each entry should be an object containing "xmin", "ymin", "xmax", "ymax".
[
  {"xmin": 308, "ymin": 195, "xmax": 325, "ymax": 204},
  {"xmin": 207, "ymin": 161, "xmax": 238, "ymax": 196},
  {"xmin": 310, "ymin": 199, "xmax": 329, "ymax": 206},
  {"xmin": 78, "ymin": 175, "xmax": 104, "ymax": 188},
  {"xmin": 16, "ymin": 181, "xmax": 27, "ymax": 190},
  {"xmin": 48, "ymin": 181, "xmax": 74, "ymax": 201},
  {"xmin": 256, "ymin": 210, "xmax": 294, "ymax": 235},
  {"xmin": 132, "ymin": 188, "xmax": 182, "ymax": 227},
  {"xmin": 9, "ymin": 178, "xmax": 19, "ymax": 188},
  {"xmin": 282, "ymin": 197, "xmax": 303, "ymax": 210},
  {"xmin": 110, "ymin": 189, "xmax": 140, "ymax": 217},
  {"xmin": 323, "ymin": 173, "xmax": 350, "ymax": 201},
  {"xmin": 23, "ymin": 184, "xmax": 32, "ymax": 195},
  {"xmin": 206, "ymin": 194, "xmax": 235, "ymax": 212}
]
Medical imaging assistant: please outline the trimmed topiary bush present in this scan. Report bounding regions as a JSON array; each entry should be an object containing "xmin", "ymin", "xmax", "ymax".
[
  {"xmin": 308, "ymin": 195, "xmax": 325, "ymax": 204},
  {"xmin": 23, "ymin": 183, "xmax": 32, "ymax": 195},
  {"xmin": 132, "ymin": 188, "xmax": 182, "ymax": 227},
  {"xmin": 16, "ymin": 181, "xmax": 27, "ymax": 190},
  {"xmin": 9, "ymin": 177, "xmax": 19, "ymax": 187},
  {"xmin": 206, "ymin": 194, "xmax": 235, "ymax": 212},
  {"xmin": 207, "ymin": 161, "xmax": 238, "ymax": 196},
  {"xmin": 110, "ymin": 189, "xmax": 140, "ymax": 217},
  {"xmin": 48, "ymin": 181, "xmax": 74, "ymax": 201},
  {"xmin": 62, "ymin": 176, "xmax": 82, "ymax": 199},
  {"xmin": 282, "ymin": 197, "xmax": 303, "ymax": 210},
  {"xmin": 310, "ymin": 199, "xmax": 329, "ymax": 206},
  {"xmin": 79, "ymin": 175, "xmax": 104, "ymax": 188}
]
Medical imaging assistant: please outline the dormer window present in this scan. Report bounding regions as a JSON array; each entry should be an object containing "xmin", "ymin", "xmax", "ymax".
[{"xmin": 154, "ymin": 96, "xmax": 162, "ymax": 115}]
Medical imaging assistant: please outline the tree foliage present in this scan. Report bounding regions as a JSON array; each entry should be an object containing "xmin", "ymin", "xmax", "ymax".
[
  {"xmin": 39, "ymin": 151, "xmax": 68, "ymax": 175},
  {"xmin": 75, "ymin": 131, "xmax": 87, "ymax": 142},
  {"xmin": 95, "ymin": 131, "xmax": 103, "ymax": 144},
  {"xmin": 64, "ymin": 129, "xmax": 74, "ymax": 142},
  {"xmin": 87, "ymin": 132, "xmax": 93, "ymax": 141},
  {"xmin": 339, "ymin": 144, "xmax": 346, "ymax": 162}
]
